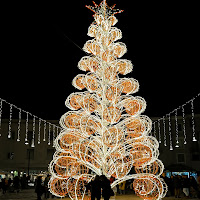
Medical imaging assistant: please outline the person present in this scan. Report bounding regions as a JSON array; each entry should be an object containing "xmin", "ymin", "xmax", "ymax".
[
  {"xmin": 168, "ymin": 175, "xmax": 174, "ymax": 196},
  {"xmin": 13, "ymin": 176, "xmax": 20, "ymax": 193},
  {"xmin": 173, "ymin": 175, "xmax": 181, "ymax": 198},
  {"xmin": 119, "ymin": 181, "xmax": 126, "ymax": 195},
  {"xmin": 44, "ymin": 174, "xmax": 50, "ymax": 199},
  {"xmin": 100, "ymin": 175, "xmax": 113, "ymax": 200},
  {"xmin": 87, "ymin": 175, "xmax": 101, "ymax": 200},
  {"xmin": 189, "ymin": 176, "xmax": 198, "ymax": 198},
  {"xmin": 182, "ymin": 175, "xmax": 190, "ymax": 198},
  {"xmin": 1, "ymin": 178, "xmax": 7, "ymax": 194},
  {"xmin": 35, "ymin": 176, "xmax": 44, "ymax": 200}
]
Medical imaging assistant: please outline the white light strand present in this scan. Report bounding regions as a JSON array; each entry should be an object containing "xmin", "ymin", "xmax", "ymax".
[
  {"xmin": 43, "ymin": 121, "xmax": 46, "ymax": 142},
  {"xmin": 168, "ymin": 114, "xmax": 173, "ymax": 150},
  {"xmin": 52, "ymin": 125, "xmax": 55, "ymax": 147},
  {"xmin": 174, "ymin": 109, "xmax": 179, "ymax": 148},
  {"xmin": 8, "ymin": 104, "xmax": 13, "ymax": 139},
  {"xmin": 17, "ymin": 109, "xmax": 21, "ymax": 142},
  {"xmin": 25, "ymin": 112, "xmax": 29, "ymax": 144},
  {"xmin": 0, "ymin": 99, "xmax": 3, "ymax": 136},
  {"xmin": 191, "ymin": 99, "xmax": 197, "ymax": 142},
  {"xmin": 48, "ymin": 123, "xmax": 51, "ymax": 145},
  {"xmin": 158, "ymin": 119, "xmax": 161, "ymax": 143},
  {"xmin": 153, "ymin": 122, "xmax": 156, "ymax": 138},
  {"xmin": 0, "ymin": 97, "xmax": 61, "ymax": 142},
  {"xmin": 162, "ymin": 116, "xmax": 167, "ymax": 146},
  {"xmin": 155, "ymin": 93, "xmax": 200, "ymax": 123},
  {"xmin": 182, "ymin": 106, "xmax": 187, "ymax": 144},
  {"xmin": 38, "ymin": 118, "xmax": 41, "ymax": 144},
  {"xmin": 31, "ymin": 116, "xmax": 36, "ymax": 147}
]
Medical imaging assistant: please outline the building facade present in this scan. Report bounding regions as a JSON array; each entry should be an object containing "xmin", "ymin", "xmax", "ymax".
[{"xmin": 0, "ymin": 118, "xmax": 59, "ymax": 176}]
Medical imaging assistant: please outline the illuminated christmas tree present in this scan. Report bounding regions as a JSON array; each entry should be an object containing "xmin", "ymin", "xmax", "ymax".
[{"xmin": 49, "ymin": 1, "xmax": 167, "ymax": 199}]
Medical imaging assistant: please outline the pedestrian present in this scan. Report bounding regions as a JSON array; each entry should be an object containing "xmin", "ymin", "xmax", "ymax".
[
  {"xmin": 13, "ymin": 176, "xmax": 20, "ymax": 193},
  {"xmin": 182, "ymin": 175, "xmax": 190, "ymax": 198},
  {"xmin": 1, "ymin": 178, "xmax": 7, "ymax": 194},
  {"xmin": 35, "ymin": 176, "xmax": 44, "ymax": 200},
  {"xmin": 168, "ymin": 175, "xmax": 174, "ymax": 196},
  {"xmin": 100, "ymin": 175, "xmax": 113, "ymax": 200},
  {"xmin": 87, "ymin": 175, "xmax": 102, "ymax": 200},
  {"xmin": 173, "ymin": 175, "xmax": 181, "ymax": 198},
  {"xmin": 189, "ymin": 176, "xmax": 198, "ymax": 198},
  {"xmin": 119, "ymin": 181, "xmax": 126, "ymax": 195},
  {"xmin": 44, "ymin": 174, "xmax": 50, "ymax": 199}
]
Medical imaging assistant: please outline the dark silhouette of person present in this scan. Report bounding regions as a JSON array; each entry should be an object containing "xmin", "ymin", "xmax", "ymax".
[
  {"xmin": 1, "ymin": 178, "xmax": 7, "ymax": 194},
  {"xmin": 173, "ymin": 175, "xmax": 181, "ymax": 198},
  {"xmin": 87, "ymin": 175, "xmax": 101, "ymax": 200},
  {"xmin": 100, "ymin": 175, "xmax": 112, "ymax": 200},
  {"xmin": 35, "ymin": 176, "xmax": 43, "ymax": 200},
  {"xmin": 13, "ymin": 176, "xmax": 20, "ymax": 193},
  {"xmin": 44, "ymin": 174, "xmax": 50, "ymax": 199}
]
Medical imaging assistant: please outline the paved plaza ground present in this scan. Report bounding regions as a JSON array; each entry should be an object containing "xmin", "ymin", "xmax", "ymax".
[{"xmin": 0, "ymin": 189, "xmax": 199, "ymax": 200}]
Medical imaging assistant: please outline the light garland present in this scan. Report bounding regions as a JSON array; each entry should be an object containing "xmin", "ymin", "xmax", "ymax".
[
  {"xmin": 152, "ymin": 93, "xmax": 199, "ymax": 148},
  {"xmin": 168, "ymin": 114, "xmax": 173, "ymax": 151},
  {"xmin": 38, "ymin": 118, "xmax": 41, "ymax": 144},
  {"xmin": 0, "ymin": 97, "xmax": 60, "ymax": 146},
  {"xmin": 31, "ymin": 116, "xmax": 36, "ymax": 148},
  {"xmin": 17, "ymin": 109, "xmax": 21, "ymax": 142},
  {"xmin": 181, "ymin": 106, "xmax": 187, "ymax": 145},
  {"xmin": 48, "ymin": 123, "xmax": 51, "ymax": 146},
  {"xmin": 174, "ymin": 109, "xmax": 179, "ymax": 148},
  {"xmin": 49, "ymin": 1, "xmax": 167, "ymax": 200},
  {"xmin": 8, "ymin": 104, "xmax": 13, "ymax": 139},
  {"xmin": 190, "ymin": 99, "xmax": 197, "ymax": 142},
  {"xmin": 25, "ymin": 112, "xmax": 29, "ymax": 145},
  {"xmin": 162, "ymin": 116, "xmax": 167, "ymax": 147}
]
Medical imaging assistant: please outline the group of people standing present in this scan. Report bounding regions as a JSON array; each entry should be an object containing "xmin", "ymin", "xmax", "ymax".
[
  {"xmin": 164, "ymin": 175, "xmax": 200, "ymax": 198},
  {"xmin": 87, "ymin": 175, "xmax": 115, "ymax": 200},
  {"xmin": 0, "ymin": 175, "xmax": 28, "ymax": 194}
]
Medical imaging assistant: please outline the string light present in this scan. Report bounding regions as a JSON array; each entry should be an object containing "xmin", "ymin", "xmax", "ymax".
[
  {"xmin": 162, "ymin": 116, "xmax": 167, "ymax": 146},
  {"xmin": 52, "ymin": 125, "xmax": 55, "ymax": 147},
  {"xmin": 38, "ymin": 118, "xmax": 41, "ymax": 144},
  {"xmin": 8, "ymin": 104, "xmax": 13, "ymax": 139},
  {"xmin": 17, "ymin": 109, "xmax": 21, "ymax": 142},
  {"xmin": 158, "ymin": 119, "xmax": 161, "ymax": 143},
  {"xmin": 31, "ymin": 116, "xmax": 36, "ymax": 148},
  {"xmin": 0, "ymin": 97, "xmax": 60, "ymax": 143},
  {"xmin": 25, "ymin": 112, "xmax": 29, "ymax": 145},
  {"xmin": 174, "ymin": 109, "xmax": 179, "ymax": 148},
  {"xmin": 190, "ymin": 99, "xmax": 197, "ymax": 142},
  {"xmin": 48, "ymin": 123, "xmax": 51, "ymax": 145},
  {"xmin": 152, "ymin": 93, "xmax": 199, "ymax": 148},
  {"xmin": 49, "ymin": 1, "xmax": 167, "ymax": 200},
  {"xmin": 182, "ymin": 106, "xmax": 187, "ymax": 144},
  {"xmin": 168, "ymin": 114, "xmax": 173, "ymax": 151},
  {"xmin": 153, "ymin": 122, "xmax": 157, "ymax": 138},
  {"xmin": 43, "ymin": 121, "xmax": 46, "ymax": 142}
]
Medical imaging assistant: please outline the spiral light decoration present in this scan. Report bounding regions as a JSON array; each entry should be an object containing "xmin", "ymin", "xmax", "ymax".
[{"xmin": 48, "ymin": 1, "xmax": 167, "ymax": 199}]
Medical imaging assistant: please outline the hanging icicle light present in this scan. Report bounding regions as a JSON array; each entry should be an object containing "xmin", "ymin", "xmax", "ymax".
[
  {"xmin": 17, "ymin": 109, "xmax": 21, "ymax": 142},
  {"xmin": 182, "ymin": 106, "xmax": 187, "ymax": 144},
  {"xmin": 191, "ymin": 99, "xmax": 197, "ymax": 142},
  {"xmin": 174, "ymin": 109, "xmax": 179, "ymax": 148}
]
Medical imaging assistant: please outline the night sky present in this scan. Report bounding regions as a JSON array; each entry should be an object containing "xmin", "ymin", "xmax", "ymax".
[{"xmin": 1, "ymin": 1, "xmax": 199, "ymax": 120}]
